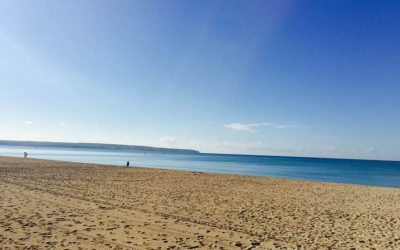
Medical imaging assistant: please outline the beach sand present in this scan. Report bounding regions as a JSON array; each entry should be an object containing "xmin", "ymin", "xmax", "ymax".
[{"xmin": 0, "ymin": 156, "xmax": 399, "ymax": 249}]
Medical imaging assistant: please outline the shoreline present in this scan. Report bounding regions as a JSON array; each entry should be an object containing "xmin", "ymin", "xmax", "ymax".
[
  {"xmin": 2, "ymin": 155, "xmax": 400, "ymax": 190},
  {"xmin": 1, "ymin": 156, "xmax": 400, "ymax": 249}
]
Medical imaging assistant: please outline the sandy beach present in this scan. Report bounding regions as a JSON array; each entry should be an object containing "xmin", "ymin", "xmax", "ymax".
[{"xmin": 0, "ymin": 156, "xmax": 399, "ymax": 249}]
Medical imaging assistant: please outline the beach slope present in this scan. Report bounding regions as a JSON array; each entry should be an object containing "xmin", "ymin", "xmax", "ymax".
[{"xmin": 1, "ymin": 156, "xmax": 399, "ymax": 249}]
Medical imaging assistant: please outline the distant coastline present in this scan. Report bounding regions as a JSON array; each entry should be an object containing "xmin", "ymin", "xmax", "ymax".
[
  {"xmin": 0, "ymin": 140, "xmax": 200, "ymax": 154},
  {"xmin": 1, "ymin": 140, "xmax": 398, "ymax": 163}
]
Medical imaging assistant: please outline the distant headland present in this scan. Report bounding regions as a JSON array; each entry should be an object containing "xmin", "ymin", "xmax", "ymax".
[{"xmin": 0, "ymin": 140, "xmax": 200, "ymax": 154}]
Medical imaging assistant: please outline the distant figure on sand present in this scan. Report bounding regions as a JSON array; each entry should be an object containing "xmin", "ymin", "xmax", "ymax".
[
  {"xmin": 23, "ymin": 152, "xmax": 28, "ymax": 158},
  {"xmin": 126, "ymin": 161, "xmax": 130, "ymax": 167}
]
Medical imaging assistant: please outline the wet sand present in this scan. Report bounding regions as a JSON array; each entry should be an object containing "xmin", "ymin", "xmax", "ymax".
[{"xmin": 0, "ymin": 156, "xmax": 399, "ymax": 249}]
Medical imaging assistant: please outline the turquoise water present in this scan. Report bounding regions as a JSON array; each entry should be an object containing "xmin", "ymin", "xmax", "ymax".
[{"xmin": 1, "ymin": 145, "xmax": 399, "ymax": 188}]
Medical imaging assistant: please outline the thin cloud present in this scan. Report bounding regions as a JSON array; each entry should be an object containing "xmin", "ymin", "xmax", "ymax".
[
  {"xmin": 224, "ymin": 122, "xmax": 306, "ymax": 132},
  {"xmin": 223, "ymin": 123, "xmax": 271, "ymax": 132},
  {"xmin": 159, "ymin": 136, "xmax": 177, "ymax": 147},
  {"xmin": 60, "ymin": 122, "xmax": 67, "ymax": 127},
  {"xmin": 25, "ymin": 121, "xmax": 33, "ymax": 125}
]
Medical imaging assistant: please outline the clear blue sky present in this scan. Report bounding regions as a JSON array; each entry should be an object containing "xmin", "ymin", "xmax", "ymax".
[{"xmin": 1, "ymin": 0, "xmax": 399, "ymax": 160}]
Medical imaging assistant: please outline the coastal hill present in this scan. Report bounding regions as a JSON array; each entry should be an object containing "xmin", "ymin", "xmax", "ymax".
[{"xmin": 0, "ymin": 140, "xmax": 200, "ymax": 154}]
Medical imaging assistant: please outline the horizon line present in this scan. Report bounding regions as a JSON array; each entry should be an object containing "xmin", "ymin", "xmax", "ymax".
[{"xmin": 1, "ymin": 139, "xmax": 399, "ymax": 163}]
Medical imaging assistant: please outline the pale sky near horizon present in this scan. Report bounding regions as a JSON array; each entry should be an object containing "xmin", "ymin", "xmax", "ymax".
[{"xmin": 1, "ymin": 0, "xmax": 399, "ymax": 160}]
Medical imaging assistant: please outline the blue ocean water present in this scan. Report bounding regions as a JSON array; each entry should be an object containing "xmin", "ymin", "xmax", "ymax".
[{"xmin": 1, "ymin": 145, "xmax": 399, "ymax": 188}]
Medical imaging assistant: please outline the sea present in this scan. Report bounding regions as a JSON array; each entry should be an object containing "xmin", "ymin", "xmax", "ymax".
[{"xmin": 1, "ymin": 145, "xmax": 399, "ymax": 188}]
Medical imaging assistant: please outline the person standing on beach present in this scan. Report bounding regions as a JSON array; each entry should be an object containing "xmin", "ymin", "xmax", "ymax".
[{"xmin": 126, "ymin": 161, "xmax": 130, "ymax": 167}]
